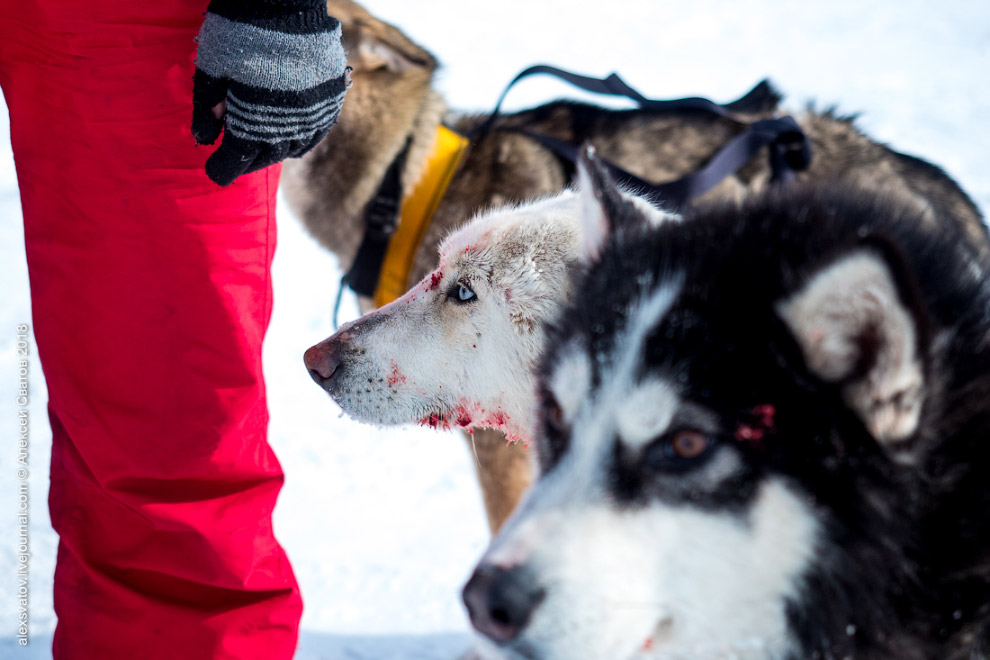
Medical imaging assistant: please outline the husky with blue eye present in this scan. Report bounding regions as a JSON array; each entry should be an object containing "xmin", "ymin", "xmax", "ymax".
[{"xmin": 462, "ymin": 148, "xmax": 990, "ymax": 660}]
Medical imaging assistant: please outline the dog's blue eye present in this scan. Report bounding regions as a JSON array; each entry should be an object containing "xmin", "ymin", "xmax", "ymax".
[{"xmin": 452, "ymin": 283, "xmax": 476, "ymax": 303}]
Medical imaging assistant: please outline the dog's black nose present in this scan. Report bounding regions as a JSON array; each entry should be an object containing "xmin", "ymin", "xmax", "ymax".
[
  {"xmin": 462, "ymin": 563, "xmax": 545, "ymax": 644},
  {"xmin": 303, "ymin": 341, "xmax": 343, "ymax": 388}
]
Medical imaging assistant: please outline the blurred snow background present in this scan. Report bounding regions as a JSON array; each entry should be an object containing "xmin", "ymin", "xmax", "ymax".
[{"xmin": 1, "ymin": 0, "xmax": 988, "ymax": 657}]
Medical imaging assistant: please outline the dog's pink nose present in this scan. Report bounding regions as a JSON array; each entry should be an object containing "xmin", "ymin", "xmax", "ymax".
[
  {"xmin": 304, "ymin": 341, "xmax": 343, "ymax": 388},
  {"xmin": 462, "ymin": 563, "xmax": 545, "ymax": 644}
]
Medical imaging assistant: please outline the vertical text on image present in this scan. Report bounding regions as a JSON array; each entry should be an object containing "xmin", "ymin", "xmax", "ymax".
[{"xmin": 15, "ymin": 323, "xmax": 30, "ymax": 646}]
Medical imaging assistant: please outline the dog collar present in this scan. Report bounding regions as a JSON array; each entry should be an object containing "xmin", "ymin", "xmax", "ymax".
[{"xmin": 373, "ymin": 125, "xmax": 468, "ymax": 307}]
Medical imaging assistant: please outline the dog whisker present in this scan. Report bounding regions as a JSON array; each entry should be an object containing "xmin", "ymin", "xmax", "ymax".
[{"xmin": 471, "ymin": 432, "xmax": 481, "ymax": 468}]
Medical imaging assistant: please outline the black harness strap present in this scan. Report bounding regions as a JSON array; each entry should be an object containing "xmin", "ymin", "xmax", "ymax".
[
  {"xmin": 470, "ymin": 65, "xmax": 812, "ymax": 209},
  {"xmin": 512, "ymin": 116, "xmax": 810, "ymax": 207},
  {"xmin": 469, "ymin": 64, "xmax": 749, "ymax": 140},
  {"xmin": 333, "ymin": 138, "xmax": 411, "ymax": 327}
]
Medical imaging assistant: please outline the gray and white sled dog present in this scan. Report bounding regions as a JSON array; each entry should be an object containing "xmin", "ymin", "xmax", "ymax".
[{"xmin": 460, "ymin": 148, "xmax": 990, "ymax": 660}]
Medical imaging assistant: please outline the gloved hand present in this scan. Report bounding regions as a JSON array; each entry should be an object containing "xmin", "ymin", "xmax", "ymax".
[{"xmin": 192, "ymin": 0, "xmax": 348, "ymax": 186}]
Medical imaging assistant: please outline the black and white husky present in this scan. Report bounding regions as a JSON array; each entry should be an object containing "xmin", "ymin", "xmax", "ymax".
[{"xmin": 462, "ymin": 149, "xmax": 990, "ymax": 660}]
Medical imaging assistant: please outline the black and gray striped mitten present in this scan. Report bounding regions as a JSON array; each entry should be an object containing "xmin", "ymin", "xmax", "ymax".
[{"xmin": 192, "ymin": 0, "xmax": 348, "ymax": 186}]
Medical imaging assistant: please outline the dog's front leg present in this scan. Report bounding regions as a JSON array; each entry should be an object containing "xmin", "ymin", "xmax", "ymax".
[{"xmin": 463, "ymin": 428, "xmax": 532, "ymax": 534}]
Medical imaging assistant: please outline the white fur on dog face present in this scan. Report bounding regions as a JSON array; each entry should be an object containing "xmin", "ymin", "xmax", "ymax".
[
  {"xmin": 324, "ymin": 192, "xmax": 584, "ymax": 440},
  {"xmin": 615, "ymin": 379, "xmax": 679, "ymax": 450},
  {"xmin": 480, "ymin": 480, "xmax": 817, "ymax": 660},
  {"xmin": 321, "ymin": 189, "xmax": 680, "ymax": 440},
  {"xmin": 546, "ymin": 341, "xmax": 592, "ymax": 425},
  {"xmin": 479, "ymin": 280, "xmax": 819, "ymax": 660}
]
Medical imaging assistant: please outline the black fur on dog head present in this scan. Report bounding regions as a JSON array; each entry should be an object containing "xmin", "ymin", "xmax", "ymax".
[{"xmin": 527, "ymin": 149, "xmax": 990, "ymax": 659}]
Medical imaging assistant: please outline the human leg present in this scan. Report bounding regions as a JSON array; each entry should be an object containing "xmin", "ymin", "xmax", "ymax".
[{"xmin": 0, "ymin": 2, "xmax": 302, "ymax": 657}]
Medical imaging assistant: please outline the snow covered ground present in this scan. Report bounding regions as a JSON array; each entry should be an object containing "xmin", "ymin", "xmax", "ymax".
[{"xmin": 1, "ymin": 0, "xmax": 988, "ymax": 657}]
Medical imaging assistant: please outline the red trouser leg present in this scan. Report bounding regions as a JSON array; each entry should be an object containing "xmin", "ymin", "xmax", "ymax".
[{"xmin": 0, "ymin": 2, "xmax": 303, "ymax": 658}]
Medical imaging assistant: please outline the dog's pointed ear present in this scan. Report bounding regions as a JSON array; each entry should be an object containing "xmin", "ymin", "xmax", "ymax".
[
  {"xmin": 332, "ymin": 0, "xmax": 437, "ymax": 74},
  {"xmin": 576, "ymin": 145, "xmax": 672, "ymax": 262},
  {"xmin": 576, "ymin": 145, "xmax": 623, "ymax": 262},
  {"xmin": 776, "ymin": 248, "xmax": 927, "ymax": 445}
]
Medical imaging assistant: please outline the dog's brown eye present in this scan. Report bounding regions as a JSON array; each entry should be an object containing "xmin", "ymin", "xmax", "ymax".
[
  {"xmin": 669, "ymin": 430, "xmax": 711, "ymax": 460},
  {"xmin": 643, "ymin": 428, "xmax": 715, "ymax": 473}
]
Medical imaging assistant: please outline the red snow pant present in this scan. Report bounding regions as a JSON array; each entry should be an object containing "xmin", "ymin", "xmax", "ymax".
[{"xmin": 0, "ymin": 1, "xmax": 303, "ymax": 658}]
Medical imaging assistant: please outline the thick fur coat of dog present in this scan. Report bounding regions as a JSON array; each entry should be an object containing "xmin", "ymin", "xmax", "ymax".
[
  {"xmin": 459, "ymin": 150, "xmax": 990, "ymax": 660},
  {"xmin": 290, "ymin": 0, "xmax": 988, "ymax": 533}
]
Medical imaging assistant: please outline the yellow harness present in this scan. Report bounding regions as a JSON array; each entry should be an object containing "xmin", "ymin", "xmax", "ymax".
[{"xmin": 372, "ymin": 125, "xmax": 469, "ymax": 307}]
